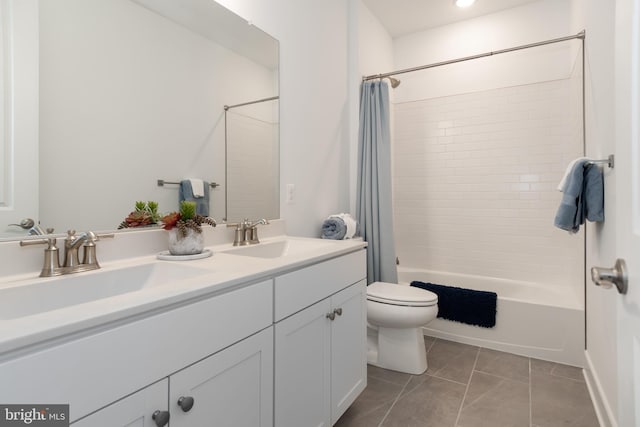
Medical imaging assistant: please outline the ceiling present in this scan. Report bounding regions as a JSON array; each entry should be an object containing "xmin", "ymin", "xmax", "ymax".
[{"xmin": 361, "ymin": 0, "xmax": 542, "ymax": 38}]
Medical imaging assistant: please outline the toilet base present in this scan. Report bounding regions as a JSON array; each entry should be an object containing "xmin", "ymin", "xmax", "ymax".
[{"xmin": 367, "ymin": 326, "xmax": 427, "ymax": 375}]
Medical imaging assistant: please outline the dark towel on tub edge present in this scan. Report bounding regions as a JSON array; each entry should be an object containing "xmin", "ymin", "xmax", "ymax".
[{"xmin": 410, "ymin": 281, "xmax": 497, "ymax": 328}]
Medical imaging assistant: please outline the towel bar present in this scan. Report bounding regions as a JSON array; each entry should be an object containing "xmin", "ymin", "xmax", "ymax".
[
  {"xmin": 157, "ymin": 179, "xmax": 220, "ymax": 188},
  {"xmin": 587, "ymin": 154, "xmax": 614, "ymax": 168}
]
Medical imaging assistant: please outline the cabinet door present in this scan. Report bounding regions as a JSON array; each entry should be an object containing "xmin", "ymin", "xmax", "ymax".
[
  {"xmin": 330, "ymin": 280, "xmax": 367, "ymax": 424},
  {"xmin": 275, "ymin": 298, "xmax": 332, "ymax": 427},
  {"xmin": 72, "ymin": 380, "xmax": 168, "ymax": 427},
  {"xmin": 169, "ymin": 327, "xmax": 273, "ymax": 427}
]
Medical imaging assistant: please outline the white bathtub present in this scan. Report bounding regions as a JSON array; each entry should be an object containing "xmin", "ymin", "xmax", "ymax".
[{"xmin": 398, "ymin": 267, "xmax": 585, "ymax": 367}]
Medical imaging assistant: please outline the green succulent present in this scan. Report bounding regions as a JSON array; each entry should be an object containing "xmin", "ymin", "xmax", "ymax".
[{"xmin": 179, "ymin": 201, "xmax": 197, "ymax": 221}]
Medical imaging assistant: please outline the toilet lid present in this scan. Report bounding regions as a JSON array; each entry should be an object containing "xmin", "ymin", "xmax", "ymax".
[{"xmin": 367, "ymin": 282, "xmax": 438, "ymax": 306}]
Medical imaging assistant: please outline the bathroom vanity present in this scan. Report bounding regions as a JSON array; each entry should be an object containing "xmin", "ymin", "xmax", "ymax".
[{"xmin": 0, "ymin": 230, "xmax": 366, "ymax": 426}]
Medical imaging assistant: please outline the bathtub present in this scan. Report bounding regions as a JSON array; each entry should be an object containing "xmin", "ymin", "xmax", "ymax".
[{"xmin": 398, "ymin": 267, "xmax": 585, "ymax": 367}]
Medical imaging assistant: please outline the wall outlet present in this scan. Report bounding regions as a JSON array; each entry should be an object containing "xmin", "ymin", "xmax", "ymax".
[{"xmin": 286, "ymin": 184, "xmax": 295, "ymax": 204}]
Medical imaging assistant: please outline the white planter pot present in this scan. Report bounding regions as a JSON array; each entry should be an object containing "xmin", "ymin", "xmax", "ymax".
[{"xmin": 167, "ymin": 228, "xmax": 204, "ymax": 255}]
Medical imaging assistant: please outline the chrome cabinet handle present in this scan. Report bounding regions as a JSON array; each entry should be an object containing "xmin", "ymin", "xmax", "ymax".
[
  {"xmin": 178, "ymin": 396, "xmax": 195, "ymax": 412},
  {"xmin": 152, "ymin": 410, "xmax": 170, "ymax": 426},
  {"xmin": 591, "ymin": 259, "xmax": 628, "ymax": 294},
  {"xmin": 333, "ymin": 308, "xmax": 343, "ymax": 316},
  {"xmin": 326, "ymin": 312, "xmax": 336, "ymax": 321}
]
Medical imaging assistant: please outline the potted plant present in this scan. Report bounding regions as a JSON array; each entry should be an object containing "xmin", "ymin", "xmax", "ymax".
[
  {"xmin": 161, "ymin": 201, "xmax": 217, "ymax": 255},
  {"xmin": 118, "ymin": 201, "xmax": 161, "ymax": 229}
]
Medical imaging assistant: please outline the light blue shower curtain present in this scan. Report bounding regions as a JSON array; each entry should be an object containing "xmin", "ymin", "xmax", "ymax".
[{"xmin": 356, "ymin": 80, "xmax": 398, "ymax": 284}]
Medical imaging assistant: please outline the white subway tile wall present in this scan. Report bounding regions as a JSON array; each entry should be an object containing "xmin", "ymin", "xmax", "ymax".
[
  {"xmin": 226, "ymin": 112, "xmax": 279, "ymax": 222},
  {"xmin": 392, "ymin": 77, "xmax": 584, "ymax": 289}
]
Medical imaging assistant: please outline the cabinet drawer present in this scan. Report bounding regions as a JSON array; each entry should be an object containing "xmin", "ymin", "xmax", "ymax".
[
  {"xmin": 0, "ymin": 279, "xmax": 273, "ymax": 422},
  {"xmin": 274, "ymin": 250, "xmax": 366, "ymax": 321}
]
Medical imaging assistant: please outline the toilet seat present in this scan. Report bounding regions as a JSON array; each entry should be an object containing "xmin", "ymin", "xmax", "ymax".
[{"xmin": 367, "ymin": 282, "xmax": 438, "ymax": 307}]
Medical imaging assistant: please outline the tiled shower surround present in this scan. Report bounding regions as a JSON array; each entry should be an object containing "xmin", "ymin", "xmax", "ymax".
[{"xmin": 392, "ymin": 76, "xmax": 584, "ymax": 289}]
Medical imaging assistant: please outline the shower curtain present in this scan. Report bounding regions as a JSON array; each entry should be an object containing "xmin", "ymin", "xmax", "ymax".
[{"xmin": 356, "ymin": 80, "xmax": 398, "ymax": 284}]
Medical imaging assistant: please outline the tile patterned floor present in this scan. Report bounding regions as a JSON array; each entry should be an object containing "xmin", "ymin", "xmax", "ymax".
[{"xmin": 335, "ymin": 337, "xmax": 600, "ymax": 427}]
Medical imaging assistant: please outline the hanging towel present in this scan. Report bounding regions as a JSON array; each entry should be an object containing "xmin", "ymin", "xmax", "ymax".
[
  {"xmin": 410, "ymin": 281, "xmax": 497, "ymax": 328},
  {"xmin": 557, "ymin": 157, "xmax": 588, "ymax": 191},
  {"xmin": 321, "ymin": 213, "xmax": 357, "ymax": 240},
  {"xmin": 554, "ymin": 160, "xmax": 604, "ymax": 233},
  {"xmin": 189, "ymin": 178, "xmax": 205, "ymax": 198},
  {"xmin": 179, "ymin": 179, "xmax": 210, "ymax": 217}
]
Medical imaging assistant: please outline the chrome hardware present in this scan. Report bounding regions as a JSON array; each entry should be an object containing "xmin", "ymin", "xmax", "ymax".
[
  {"xmin": 177, "ymin": 396, "xmax": 195, "ymax": 412},
  {"xmin": 326, "ymin": 311, "xmax": 336, "ymax": 321},
  {"xmin": 20, "ymin": 230, "xmax": 114, "ymax": 277},
  {"xmin": 8, "ymin": 218, "xmax": 35, "ymax": 230},
  {"xmin": 334, "ymin": 308, "xmax": 343, "ymax": 316},
  {"xmin": 226, "ymin": 218, "xmax": 269, "ymax": 246},
  {"xmin": 152, "ymin": 410, "xmax": 170, "ymax": 427},
  {"xmin": 591, "ymin": 259, "xmax": 628, "ymax": 294}
]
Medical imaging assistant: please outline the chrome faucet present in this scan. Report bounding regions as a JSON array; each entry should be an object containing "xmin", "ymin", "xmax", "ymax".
[
  {"xmin": 20, "ymin": 230, "xmax": 114, "ymax": 277},
  {"xmin": 227, "ymin": 218, "xmax": 269, "ymax": 246}
]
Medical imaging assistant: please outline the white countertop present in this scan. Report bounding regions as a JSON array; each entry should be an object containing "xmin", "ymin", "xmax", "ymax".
[{"xmin": 0, "ymin": 235, "xmax": 366, "ymax": 358}]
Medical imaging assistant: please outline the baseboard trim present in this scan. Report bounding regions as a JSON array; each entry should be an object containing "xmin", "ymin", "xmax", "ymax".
[{"xmin": 583, "ymin": 350, "xmax": 617, "ymax": 427}]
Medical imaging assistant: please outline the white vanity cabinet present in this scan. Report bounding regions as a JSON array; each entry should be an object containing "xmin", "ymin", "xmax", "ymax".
[
  {"xmin": 72, "ymin": 380, "xmax": 169, "ymax": 427},
  {"xmin": 0, "ymin": 279, "xmax": 273, "ymax": 425},
  {"xmin": 73, "ymin": 327, "xmax": 273, "ymax": 427},
  {"xmin": 274, "ymin": 249, "xmax": 367, "ymax": 427},
  {"xmin": 168, "ymin": 327, "xmax": 273, "ymax": 427}
]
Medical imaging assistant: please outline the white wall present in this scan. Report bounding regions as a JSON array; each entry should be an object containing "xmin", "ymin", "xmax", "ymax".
[
  {"xmin": 388, "ymin": 0, "xmax": 584, "ymax": 293},
  {"xmin": 215, "ymin": 0, "xmax": 351, "ymax": 238},
  {"xmin": 39, "ymin": 0, "xmax": 276, "ymax": 232},
  {"xmin": 393, "ymin": 0, "xmax": 575, "ymax": 102},
  {"xmin": 570, "ymin": 0, "xmax": 620, "ymax": 425}
]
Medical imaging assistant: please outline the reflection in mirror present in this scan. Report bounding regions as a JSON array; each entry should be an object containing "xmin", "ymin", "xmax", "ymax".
[
  {"xmin": 225, "ymin": 97, "xmax": 279, "ymax": 222},
  {"xmin": 0, "ymin": 0, "xmax": 279, "ymax": 239}
]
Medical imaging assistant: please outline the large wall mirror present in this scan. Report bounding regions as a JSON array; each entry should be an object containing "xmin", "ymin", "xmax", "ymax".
[{"xmin": 0, "ymin": 0, "xmax": 279, "ymax": 239}]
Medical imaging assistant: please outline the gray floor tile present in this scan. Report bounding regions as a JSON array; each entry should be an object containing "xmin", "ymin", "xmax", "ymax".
[
  {"xmin": 382, "ymin": 375, "xmax": 466, "ymax": 427},
  {"xmin": 335, "ymin": 400, "xmax": 391, "ymax": 427},
  {"xmin": 368, "ymin": 364, "xmax": 413, "ymax": 386},
  {"xmin": 456, "ymin": 371, "xmax": 530, "ymax": 427},
  {"xmin": 530, "ymin": 358, "xmax": 585, "ymax": 382},
  {"xmin": 475, "ymin": 347, "xmax": 530, "ymax": 383},
  {"xmin": 343, "ymin": 374, "xmax": 407, "ymax": 422},
  {"xmin": 531, "ymin": 364, "xmax": 599, "ymax": 427},
  {"xmin": 425, "ymin": 339, "xmax": 479, "ymax": 385}
]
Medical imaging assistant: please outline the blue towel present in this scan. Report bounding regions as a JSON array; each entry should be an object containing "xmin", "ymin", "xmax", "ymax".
[
  {"xmin": 583, "ymin": 164, "xmax": 604, "ymax": 222},
  {"xmin": 410, "ymin": 281, "xmax": 497, "ymax": 328},
  {"xmin": 179, "ymin": 180, "xmax": 210, "ymax": 216},
  {"xmin": 554, "ymin": 160, "xmax": 604, "ymax": 233},
  {"xmin": 322, "ymin": 217, "xmax": 347, "ymax": 240}
]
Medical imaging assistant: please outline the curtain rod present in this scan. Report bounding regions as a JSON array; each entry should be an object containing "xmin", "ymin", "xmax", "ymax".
[
  {"xmin": 224, "ymin": 96, "xmax": 279, "ymax": 111},
  {"xmin": 362, "ymin": 30, "xmax": 585, "ymax": 81}
]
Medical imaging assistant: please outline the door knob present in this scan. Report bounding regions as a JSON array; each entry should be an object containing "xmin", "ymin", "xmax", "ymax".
[
  {"xmin": 152, "ymin": 410, "xmax": 170, "ymax": 427},
  {"xmin": 333, "ymin": 308, "xmax": 343, "ymax": 316},
  {"xmin": 591, "ymin": 258, "xmax": 628, "ymax": 294},
  {"xmin": 326, "ymin": 312, "xmax": 336, "ymax": 321},
  {"xmin": 178, "ymin": 396, "xmax": 195, "ymax": 412}
]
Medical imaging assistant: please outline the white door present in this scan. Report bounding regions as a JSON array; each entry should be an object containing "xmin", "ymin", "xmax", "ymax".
[
  {"xmin": 169, "ymin": 327, "xmax": 273, "ymax": 427},
  {"xmin": 330, "ymin": 280, "xmax": 367, "ymax": 425},
  {"xmin": 72, "ymin": 380, "xmax": 168, "ymax": 427},
  {"xmin": 0, "ymin": 0, "xmax": 39, "ymax": 237},
  {"xmin": 275, "ymin": 298, "xmax": 332, "ymax": 427},
  {"xmin": 614, "ymin": 0, "xmax": 640, "ymax": 425}
]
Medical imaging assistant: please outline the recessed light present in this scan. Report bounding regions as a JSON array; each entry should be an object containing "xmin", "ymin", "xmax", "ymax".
[{"xmin": 455, "ymin": 0, "xmax": 476, "ymax": 8}]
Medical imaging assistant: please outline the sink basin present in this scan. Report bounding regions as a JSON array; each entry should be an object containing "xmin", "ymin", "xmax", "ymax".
[
  {"xmin": 0, "ymin": 263, "xmax": 212, "ymax": 320},
  {"xmin": 220, "ymin": 238, "xmax": 335, "ymax": 259}
]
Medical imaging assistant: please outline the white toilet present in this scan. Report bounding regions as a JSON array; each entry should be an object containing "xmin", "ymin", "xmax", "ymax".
[{"xmin": 366, "ymin": 281, "xmax": 438, "ymax": 375}]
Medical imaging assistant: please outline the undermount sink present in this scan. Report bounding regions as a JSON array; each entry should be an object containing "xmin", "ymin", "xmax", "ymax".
[
  {"xmin": 220, "ymin": 238, "xmax": 335, "ymax": 259},
  {"xmin": 0, "ymin": 263, "xmax": 212, "ymax": 320}
]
